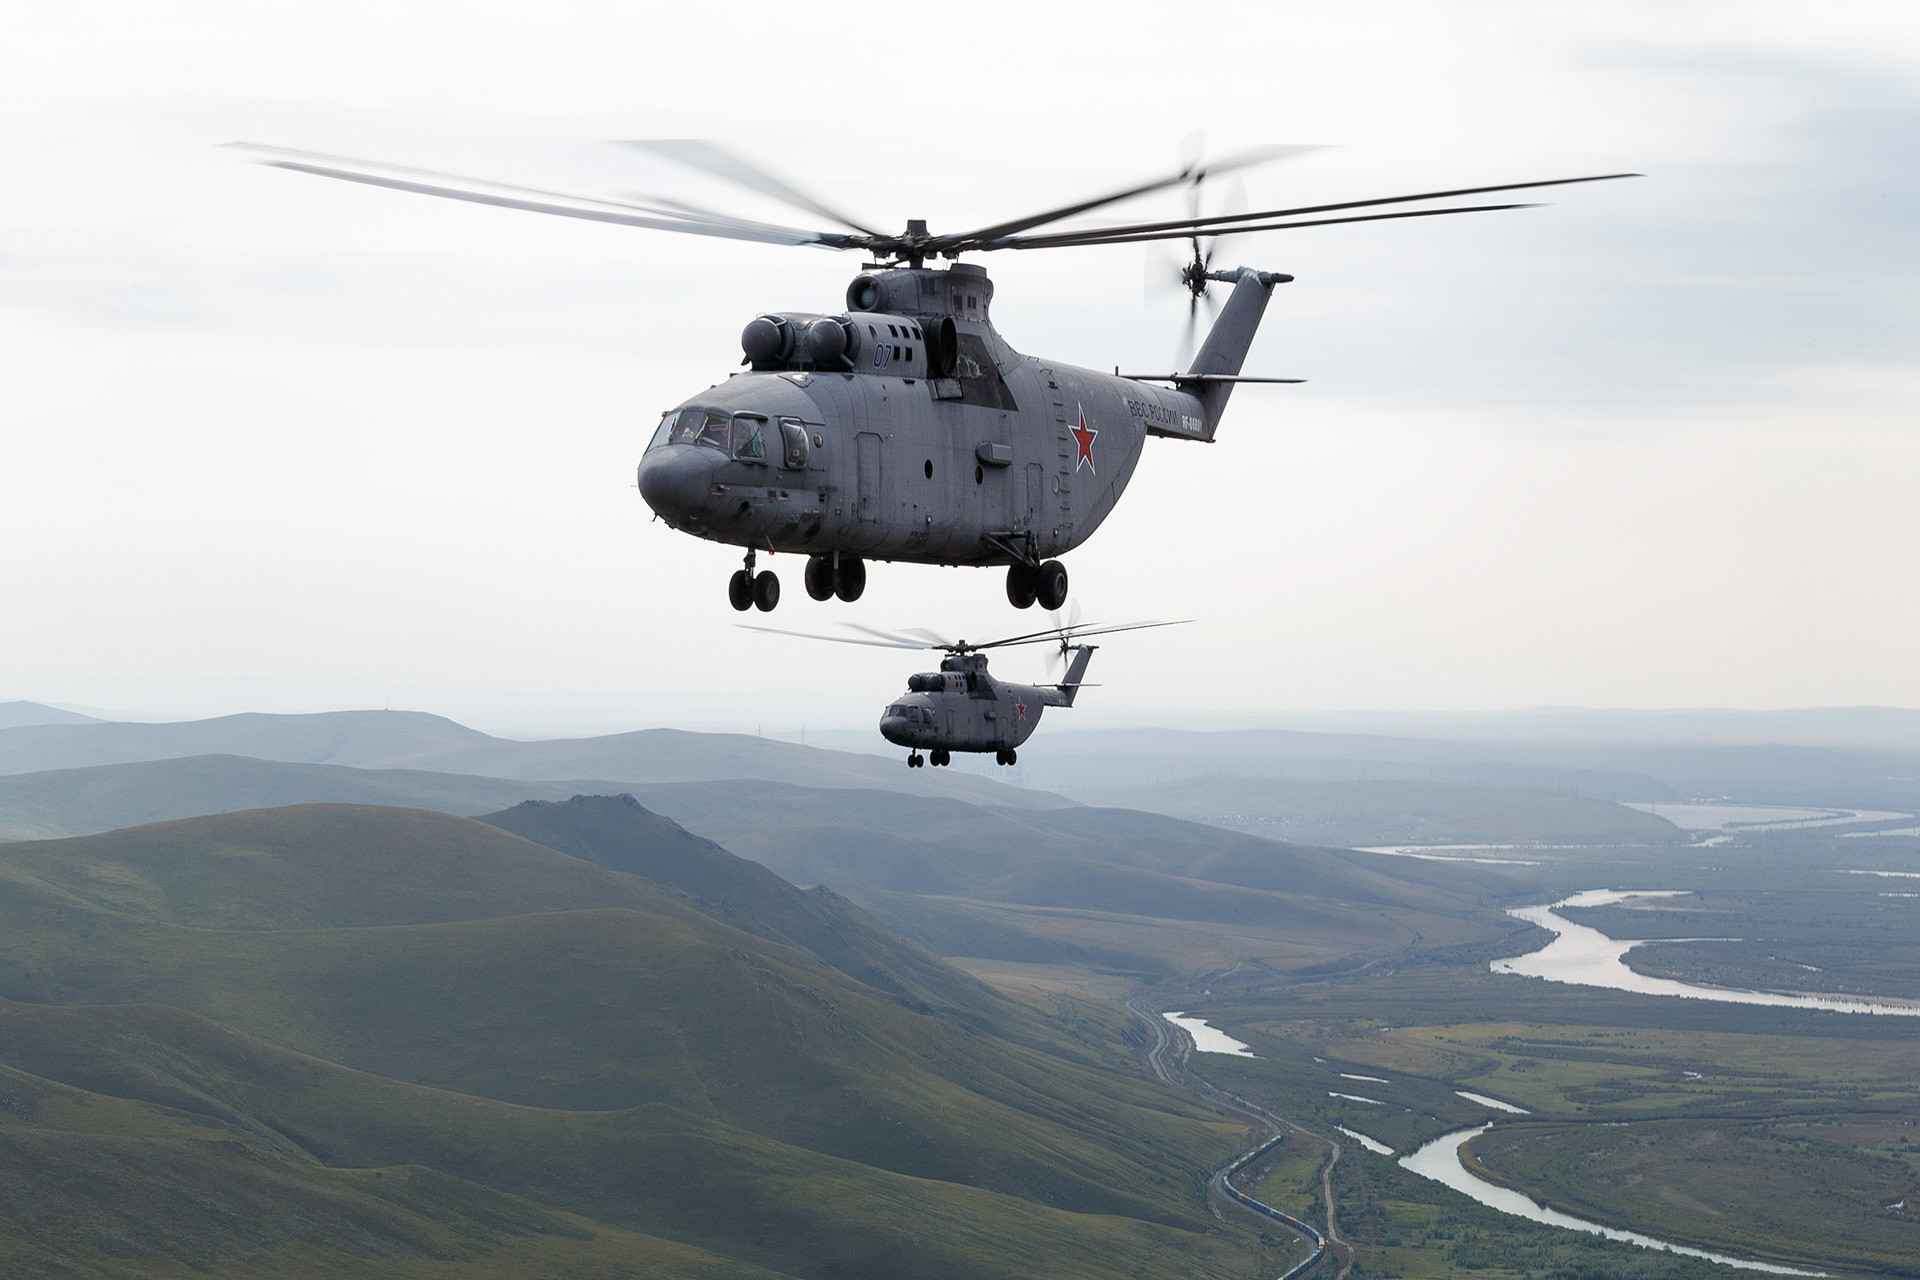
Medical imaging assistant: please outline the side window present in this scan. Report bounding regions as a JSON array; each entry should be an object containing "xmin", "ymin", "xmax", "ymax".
[
  {"xmin": 695, "ymin": 410, "xmax": 731, "ymax": 451},
  {"xmin": 730, "ymin": 414, "xmax": 766, "ymax": 462},
  {"xmin": 779, "ymin": 418, "xmax": 810, "ymax": 470},
  {"xmin": 647, "ymin": 412, "xmax": 674, "ymax": 452}
]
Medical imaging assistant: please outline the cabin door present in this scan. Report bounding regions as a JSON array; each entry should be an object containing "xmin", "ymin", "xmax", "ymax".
[{"xmin": 856, "ymin": 432, "xmax": 882, "ymax": 523}]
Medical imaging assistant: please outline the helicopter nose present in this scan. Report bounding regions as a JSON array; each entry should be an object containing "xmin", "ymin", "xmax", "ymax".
[
  {"xmin": 878, "ymin": 713, "xmax": 912, "ymax": 746},
  {"xmin": 636, "ymin": 445, "xmax": 716, "ymax": 519}
]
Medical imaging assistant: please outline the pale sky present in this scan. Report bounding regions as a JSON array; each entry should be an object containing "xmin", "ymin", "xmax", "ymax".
[{"xmin": 3, "ymin": 1, "xmax": 1916, "ymax": 735}]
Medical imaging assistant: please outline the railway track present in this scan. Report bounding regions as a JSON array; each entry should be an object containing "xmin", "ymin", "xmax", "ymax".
[{"xmin": 1128, "ymin": 998, "xmax": 1352, "ymax": 1280}]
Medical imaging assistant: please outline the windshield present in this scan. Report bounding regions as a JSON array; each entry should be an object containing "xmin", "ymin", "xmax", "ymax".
[
  {"xmin": 648, "ymin": 407, "xmax": 712, "ymax": 451},
  {"xmin": 650, "ymin": 408, "xmax": 769, "ymax": 460}
]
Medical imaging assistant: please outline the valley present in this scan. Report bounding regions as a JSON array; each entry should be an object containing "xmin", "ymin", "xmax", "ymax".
[{"xmin": 0, "ymin": 703, "xmax": 1915, "ymax": 1277}]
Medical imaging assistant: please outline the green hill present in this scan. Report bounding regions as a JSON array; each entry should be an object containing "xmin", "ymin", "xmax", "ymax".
[
  {"xmin": 0, "ymin": 802, "xmax": 1251, "ymax": 1279},
  {"xmin": 480, "ymin": 793, "xmax": 1004, "ymax": 1020}
]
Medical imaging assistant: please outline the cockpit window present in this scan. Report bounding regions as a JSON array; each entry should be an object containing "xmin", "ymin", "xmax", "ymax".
[
  {"xmin": 647, "ymin": 412, "xmax": 675, "ymax": 453},
  {"xmin": 662, "ymin": 407, "xmax": 706, "ymax": 446},
  {"xmin": 730, "ymin": 414, "xmax": 767, "ymax": 462},
  {"xmin": 695, "ymin": 410, "xmax": 732, "ymax": 452}
]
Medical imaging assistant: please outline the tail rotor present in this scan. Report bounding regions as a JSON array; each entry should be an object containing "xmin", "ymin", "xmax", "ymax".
[
  {"xmin": 1151, "ymin": 133, "xmax": 1265, "ymax": 365},
  {"xmin": 1044, "ymin": 600, "xmax": 1084, "ymax": 680}
]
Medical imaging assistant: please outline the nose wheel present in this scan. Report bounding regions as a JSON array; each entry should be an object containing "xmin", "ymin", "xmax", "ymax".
[
  {"xmin": 729, "ymin": 550, "xmax": 780, "ymax": 612},
  {"xmin": 907, "ymin": 752, "xmax": 923, "ymax": 768},
  {"xmin": 994, "ymin": 749, "xmax": 1018, "ymax": 766}
]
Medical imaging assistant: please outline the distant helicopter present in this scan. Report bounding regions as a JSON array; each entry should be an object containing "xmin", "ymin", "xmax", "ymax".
[
  {"xmin": 744, "ymin": 619, "xmax": 1185, "ymax": 767},
  {"xmin": 236, "ymin": 141, "xmax": 1635, "ymax": 613}
]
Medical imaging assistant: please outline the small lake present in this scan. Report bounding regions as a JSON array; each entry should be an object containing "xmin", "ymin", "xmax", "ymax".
[
  {"xmin": 1336, "ymin": 1125, "xmax": 1393, "ymax": 1155},
  {"xmin": 1492, "ymin": 890, "xmax": 1920, "ymax": 1016},
  {"xmin": 1161, "ymin": 1011, "xmax": 1258, "ymax": 1056},
  {"xmin": 1456, "ymin": 1090, "xmax": 1528, "ymax": 1114},
  {"xmin": 1400, "ymin": 1126, "xmax": 1822, "ymax": 1275}
]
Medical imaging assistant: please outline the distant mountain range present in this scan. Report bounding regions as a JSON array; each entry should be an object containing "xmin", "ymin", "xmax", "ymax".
[
  {"xmin": 0, "ymin": 708, "xmax": 1068, "ymax": 809},
  {"xmin": 0, "ymin": 699, "xmax": 100, "ymax": 730}
]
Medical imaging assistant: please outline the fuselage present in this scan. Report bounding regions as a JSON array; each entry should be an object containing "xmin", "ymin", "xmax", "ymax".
[
  {"xmin": 877, "ymin": 655, "xmax": 1052, "ymax": 753},
  {"xmin": 635, "ymin": 263, "xmax": 1207, "ymax": 568}
]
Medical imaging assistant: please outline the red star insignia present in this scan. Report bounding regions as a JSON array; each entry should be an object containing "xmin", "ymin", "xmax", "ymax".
[
  {"xmin": 1015, "ymin": 702, "xmax": 1027, "ymax": 717},
  {"xmin": 1070, "ymin": 406, "xmax": 1097, "ymax": 474}
]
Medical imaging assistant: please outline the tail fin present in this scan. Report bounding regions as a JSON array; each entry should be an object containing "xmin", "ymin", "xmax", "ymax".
[
  {"xmin": 1048, "ymin": 645, "xmax": 1095, "ymax": 708},
  {"xmin": 1187, "ymin": 267, "xmax": 1285, "ymax": 439}
]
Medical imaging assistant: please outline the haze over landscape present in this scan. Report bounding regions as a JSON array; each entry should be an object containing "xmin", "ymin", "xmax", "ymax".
[{"xmin": 4, "ymin": 3, "xmax": 1919, "ymax": 1279}]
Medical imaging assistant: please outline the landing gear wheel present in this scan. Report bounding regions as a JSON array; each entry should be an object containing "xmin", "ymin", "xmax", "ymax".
[
  {"xmin": 1036, "ymin": 560, "xmax": 1069, "ymax": 611},
  {"xmin": 1006, "ymin": 748, "xmax": 1017, "ymax": 766},
  {"xmin": 907, "ymin": 753, "xmax": 923, "ymax": 769},
  {"xmin": 931, "ymin": 748, "xmax": 950, "ymax": 767},
  {"xmin": 804, "ymin": 555, "xmax": 834, "ymax": 601},
  {"xmin": 752, "ymin": 571, "xmax": 780, "ymax": 612},
  {"xmin": 833, "ymin": 556, "xmax": 866, "ymax": 603},
  {"xmin": 727, "ymin": 569, "xmax": 752, "ymax": 612},
  {"xmin": 1006, "ymin": 563, "xmax": 1038, "ymax": 610}
]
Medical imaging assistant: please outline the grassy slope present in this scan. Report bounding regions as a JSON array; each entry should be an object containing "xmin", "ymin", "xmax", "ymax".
[
  {"xmin": 0, "ymin": 1053, "xmax": 776, "ymax": 1280},
  {"xmin": 479, "ymin": 794, "xmax": 1005, "ymax": 1021},
  {"xmin": 0, "ymin": 802, "xmax": 1252, "ymax": 1279},
  {"xmin": 0, "ymin": 999, "xmax": 1246, "ymax": 1280}
]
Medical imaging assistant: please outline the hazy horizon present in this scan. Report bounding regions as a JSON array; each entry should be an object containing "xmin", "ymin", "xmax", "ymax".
[{"xmin": 9, "ymin": 694, "xmax": 1920, "ymax": 753}]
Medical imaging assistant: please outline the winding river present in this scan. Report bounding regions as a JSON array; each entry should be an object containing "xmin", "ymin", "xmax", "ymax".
[
  {"xmin": 1491, "ymin": 890, "xmax": 1920, "ymax": 1016},
  {"xmin": 1399, "ymin": 1126, "xmax": 1822, "ymax": 1275}
]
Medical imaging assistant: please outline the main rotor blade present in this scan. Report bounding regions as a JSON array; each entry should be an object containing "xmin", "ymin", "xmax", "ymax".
[
  {"xmin": 621, "ymin": 139, "xmax": 884, "ymax": 237},
  {"xmin": 1000, "ymin": 201, "xmax": 1544, "ymax": 250},
  {"xmin": 973, "ymin": 172, "xmax": 1637, "ymax": 250},
  {"xmin": 228, "ymin": 144, "xmax": 854, "ymax": 248},
  {"xmin": 836, "ymin": 621, "xmax": 955, "ymax": 649},
  {"xmin": 943, "ymin": 144, "xmax": 1318, "ymax": 246},
  {"xmin": 737, "ymin": 623, "xmax": 926, "ymax": 649},
  {"xmin": 972, "ymin": 619, "xmax": 1193, "ymax": 651}
]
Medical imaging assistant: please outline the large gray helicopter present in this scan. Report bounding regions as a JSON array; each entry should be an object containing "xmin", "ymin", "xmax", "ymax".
[
  {"xmin": 237, "ymin": 141, "xmax": 1634, "ymax": 612},
  {"xmin": 745, "ymin": 619, "xmax": 1184, "ymax": 767}
]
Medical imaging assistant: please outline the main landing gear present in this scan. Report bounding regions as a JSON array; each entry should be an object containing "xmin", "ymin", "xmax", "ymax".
[
  {"xmin": 728, "ymin": 549, "xmax": 780, "ymax": 613},
  {"xmin": 1006, "ymin": 559, "xmax": 1068, "ymax": 610},
  {"xmin": 804, "ymin": 552, "xmax": 866, "ymax": 603},
  {"xmin": 907, "ymin": 749, "xmax": 950, "ymax": 768}
]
